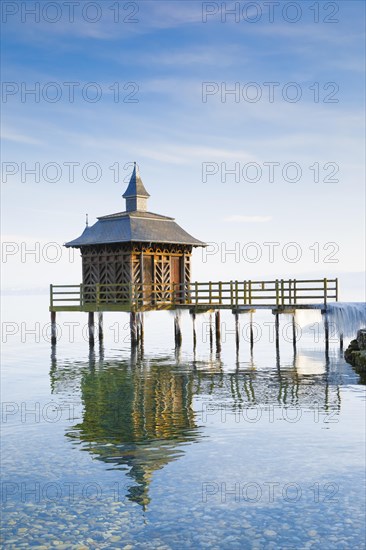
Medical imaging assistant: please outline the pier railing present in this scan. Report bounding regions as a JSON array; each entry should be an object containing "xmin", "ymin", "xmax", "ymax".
[{"xmin": 50, "ymin": 278, "xmax": 338, "ymax": 311}]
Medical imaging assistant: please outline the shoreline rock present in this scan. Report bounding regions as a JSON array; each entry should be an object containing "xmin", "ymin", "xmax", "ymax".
[{"xmin": 344, "ymin": 329, "xmax": 366, "ymax": 371}]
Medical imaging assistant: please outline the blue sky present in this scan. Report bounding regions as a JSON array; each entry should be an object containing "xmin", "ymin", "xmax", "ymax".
[{"xmin": 1, "ymin": 1, "xmax": 365, "ymax": 299}]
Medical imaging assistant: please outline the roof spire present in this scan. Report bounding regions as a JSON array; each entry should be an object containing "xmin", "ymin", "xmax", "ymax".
[{"xmin": 123, "ymin": 162, "xmax": 150, "ymax": 212}]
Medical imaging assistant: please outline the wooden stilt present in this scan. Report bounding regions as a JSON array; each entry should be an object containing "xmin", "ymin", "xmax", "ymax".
[
  {"xmin": 340, "ymin": 333, "xmax": 344, "ymax": 352},
  {"xmin": 249, "ymin": 310, "xmax": 254, "ymax": 352},
  {"xmin": 130, "ymin": 312, "xmax": 138, "ymax": 347},
  {"xmin": 51, "ymin": 311, "xmax": 57, "ymax": 346},
  {"xmin": 323, "ymin": 311, "xmax": 329, "ymax": 358},
  {"xmin": 235, "ymin": 312, "xmax": 240, "ymax": 351},
  {"xmin": 215, "ymin": 310, "xmax": 221, "ymax": 353},
  {"xmin": 88, "ymin": 312, "xmax": 95, "ymax": 348},
  {"xmin": 136, "ymin": 316, "xmax": 140, "ymax": 343},
  {"xmin": 174, "ymin": 312, "xmax": 182, "ymax": 347},
  {"xmin": 292, "ymin": 313, "xmax": 297, "ymax": 356},
  {"xmin": 140, "ymin": 313, "xmax": 144, "ymax": 343},
  {"xmin": 209, "ymin": 312, "xmax": 213, "ymax": 350},
  {"xmin": 275, "ymin": 313, "xmax": 280, "ymax": 364},
  {"xmin": 192, "ymin": 312, "xmax": 197, "ymax": 350},
  {"xmin": 98, "ymin": 312, "xmax": 103, "ymax": 342}
]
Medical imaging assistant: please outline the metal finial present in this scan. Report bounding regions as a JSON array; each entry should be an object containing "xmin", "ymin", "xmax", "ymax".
[{"xmin": 86, "ymin": 213, "xmax": 89, "ymax": 227}]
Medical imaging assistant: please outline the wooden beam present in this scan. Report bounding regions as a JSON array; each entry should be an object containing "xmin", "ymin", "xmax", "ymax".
[
  {"xmin": 130, "ymin": 312, "xmax": 138, "ymax": 347},
  {"xmin": 51, "ymin": 311, "xmax": 56, "ymax": 346},
  {"xmin": 235, "ymin": 312, "xmax": 239, "ymax": 351},
  {"xmin": 191, "ymin": 312, "xmax": 197, "ymax": 350},
  {"xmin": 215, "ymin": 310, "xmax": 221, "ymax": 353},
  {"xmin": 88, "ymin": 312, "xmax": 95, "ymax": 348},
  {"xmin": 98, "ymin": 312, "xmax": 103, "ymax": 342},
  {"xmin": 174, "ymin": 312, "xmax": 182, "ymax": 347},
  {"xmin": 209, "ymin": 312, "xmax": 213, "ymax": 350}
]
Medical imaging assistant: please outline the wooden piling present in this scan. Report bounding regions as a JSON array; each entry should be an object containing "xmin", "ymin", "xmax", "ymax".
[
  {"xmin": 88, "ymin": 312, "xmax": 95, "ymax": 348},
  {"xmin": 136, "ymin": 315, "xmax": 140, "ymax": 343},
  {"xmin": 340, "ymin": 333, "xmax": 344, "ymax": 352},
  {"xmin": 98, "ymin": 312, "xmax": 103, "ymax": 342},
  {"xmin": 130, "ymin": 312, "xmax": 138, "ymax": 347},
  {"xmin": 209, "ymin": 312, "xmax": 213, "ymax": 350},
  {"xmin": 275, "ymin": 312, "xmax": 280, "ymax": 358},
  {"xmin": 174, "ymin": 312, "xmax": 182, "ymax": 347},
  {"xmin": 292, "ymin": 313, "xmax": 297, "ymax": 355},
  {"xmin": 235, "ymin": 312, "xmax": 240, "ymax": 351},
  {"xmin": 51, "ymin": 311, "xmax": 57, "ymax": 346},
  {"xmin": 192, "ymin": 312, "xmax": 197, "ymax": 350},
  {"xmin": 323, "ymin": 312, "xmax": 330, "ymax": 358},
  {"xmin": 249, "ymin": 310, "xmax": 254, "ymax": 352},
  {"xmin": 215, "ymin": 310, "xmax": 221, "ymax": 353},
  {"xmin": 139, "ymin": 313, "xmax": 144, "ymax": 346}
]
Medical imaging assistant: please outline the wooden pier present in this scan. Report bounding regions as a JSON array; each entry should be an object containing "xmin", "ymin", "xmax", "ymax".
[
  {"xmin": 51, "ymin": 166, "xmax": 340, "ymax": 353},
  {"xmin": 50, "ymin": 278, "xmax": 338, "ymax": 312},
  {"xmin": 49, "ymin": 278, "xmax": 338, "ymax": 351}
]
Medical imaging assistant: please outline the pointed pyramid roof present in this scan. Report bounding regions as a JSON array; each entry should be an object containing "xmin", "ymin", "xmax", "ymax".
[
  {"xmin": 65, "ymin": 163, "xmax": 206, "ymax": 248},
  {"xmin": 123, "ymin": 162, "xmax": 150, "ymax": 199}
]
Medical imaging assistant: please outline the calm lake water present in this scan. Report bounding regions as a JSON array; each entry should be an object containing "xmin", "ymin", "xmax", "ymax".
[{"xmin": 1, "ymin": 295, "xmax": 366, "ymax": 549}]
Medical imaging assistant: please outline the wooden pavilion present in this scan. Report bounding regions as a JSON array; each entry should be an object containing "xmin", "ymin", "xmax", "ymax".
[{"xmin": 65, "ymin": 163, "xmax": 206, "ymax": 305}]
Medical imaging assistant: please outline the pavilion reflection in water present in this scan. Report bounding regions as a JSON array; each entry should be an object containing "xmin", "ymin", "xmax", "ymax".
[
  {"xmin": 51, "ymin": 350, "xmax": 198, "ymax": 510},
  {"xmin": 50, "ymin": 348, "xmax": 349, "ymax": 509}
]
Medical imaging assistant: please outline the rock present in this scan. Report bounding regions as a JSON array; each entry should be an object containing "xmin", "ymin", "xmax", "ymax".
[
  {"xmin": 344, "ymin": 333, "xmax": 366, "ymax": 371},
  {"xmin": 357, "ymin": 329, "xmax": 366, "ymax": 349}
]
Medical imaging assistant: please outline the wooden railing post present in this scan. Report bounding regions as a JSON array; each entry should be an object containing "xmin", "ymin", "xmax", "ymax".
[
  {"xmin": 324, "ymin": 278, "xmax": 328, "ymax": 306},
  {"xmin": 96, "ymin": 283, "xmax": 100, "ymax": 307},
  {"xmin": 275, "ymin": 279, "xmax": 279, "ymax": 306},
  {"xmin": 80, "ymin": 284, "xmax": 83, "ymax": 307},
  {"xmin": 281, "ymin": 279, "xmax": 284, "ymax": 306},
  {"xmin": 230, "ymin": 281, "xmax": 233, "ymax": 307},
  {"xmin": 181, "ymin": 282, "xmax": 185, "ymax": 304},
  {"xmin": 209, "ymin": 281, "xmax": 212, "ymax": 304},
  {"xmin": 195, "ymin": 281, "xmax": 198, "ymax": 305},
  {"xmin": 249, "ymin": 280, "xmax": 252, "ymax": 304},
  {"xmin": 294, "ymin": 279, "xmax": 297, "ymax": 305},
  {"xmin": 219, "ymin": 281, "xmax": 222, "ymax": 305},
  {"xmin": 289, "ymin": 279, "xmax": 292, "ymax": 304},
  {"xmin": 335, "ymin": 278, "xmax": 338, "ymax": 301},
  {"xmin": 235, "ymin": 280, "xmax": 239, "ymax": 307},
  {"xmin": 50, "ymin": 284, "xmax": 53, "ymax": 308},
  {"xmin": 244, "ymin": 281, "xmax": 247, "ymax": 305}
]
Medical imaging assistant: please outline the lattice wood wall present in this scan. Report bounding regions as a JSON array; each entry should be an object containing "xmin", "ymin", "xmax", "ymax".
[{"xmin": 81, "ymin": 243, "xmax": 192, "ymax": 295}]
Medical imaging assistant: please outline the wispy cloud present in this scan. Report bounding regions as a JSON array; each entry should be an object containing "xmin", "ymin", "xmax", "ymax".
[
  {"xmin": 223, "ymin": 215, "xmax": 272, "ymax": 223},
  {"xmin": 1, "ymin": 129, "xmax": 44, "ymax": 145}
]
